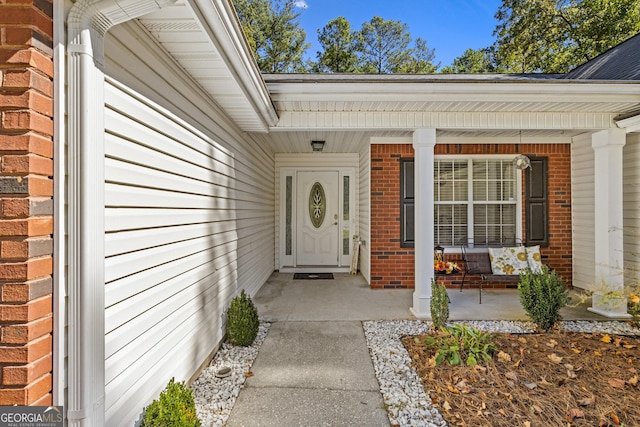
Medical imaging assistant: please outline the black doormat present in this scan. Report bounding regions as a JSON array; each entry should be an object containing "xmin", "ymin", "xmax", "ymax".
[{"xmin": 293, "ymin": 273, "xmax": 334, "ymax": 280}]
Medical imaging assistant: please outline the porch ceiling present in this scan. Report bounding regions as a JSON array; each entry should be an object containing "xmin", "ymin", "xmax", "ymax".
[{"xmin": 245, "ymin": 129, "xmax": 587, "ymax": 154}]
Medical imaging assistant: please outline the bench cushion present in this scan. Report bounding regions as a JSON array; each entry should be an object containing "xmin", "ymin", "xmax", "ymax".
[{"xmin": 488, "ymin": 246, "xmax": 528, "ymax": 275}]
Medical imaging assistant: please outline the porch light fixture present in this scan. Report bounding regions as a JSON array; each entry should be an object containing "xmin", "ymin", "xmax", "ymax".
[
  {"xmin": 513, "ymin": 154, "xmax": 531, "ymax": 170},
  {"xmin": 311, "ymin": 140, "xmax": 325, "ymax": 152}
]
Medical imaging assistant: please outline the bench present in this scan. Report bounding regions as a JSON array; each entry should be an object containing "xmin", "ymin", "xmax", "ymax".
[{"xmin": 459, "ymin": 245, "xmax": 545, "ymax": 303}]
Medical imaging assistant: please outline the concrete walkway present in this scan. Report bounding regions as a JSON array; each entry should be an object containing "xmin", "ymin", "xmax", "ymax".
[
  {"xmin": 225, "ymin": 272, "xmax": 604, "ymax": 426},
  {"xmin": 225, "ymin": 321, "xmax": 389, "ymax": 427}
]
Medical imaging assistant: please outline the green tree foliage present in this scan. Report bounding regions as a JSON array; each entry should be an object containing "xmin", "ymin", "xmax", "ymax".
[
  {"xmin": 314, "ymin": 17, "xmax": 358, "ymax": 72},
  {"xmin": 393, "ymin": 38, "xmax": 439, "ymax": 74},
  {"xmin": 493, "ymin": 0, "xmax": 640, "ymax": 73},
  {"xmin": 233, "ymin": 0, "xmax": 310, "ymax": 72},
  {"xmin": 352, "ymin": 16, "xmax": 438, "ymax": 74},
  {"xmin": 440, "ymin": 48, "xmax": 502, "ymax": 73}
]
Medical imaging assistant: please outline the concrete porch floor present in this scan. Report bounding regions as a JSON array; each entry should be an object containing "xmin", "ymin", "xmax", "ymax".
[{"xmin": 254, "ymin": 272, "xmax": 608, "ymax": 322}]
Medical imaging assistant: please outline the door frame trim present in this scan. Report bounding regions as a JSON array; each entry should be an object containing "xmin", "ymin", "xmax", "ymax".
[{"xmin": 277, "ymin": 161, "xmax": 357, "ymax": 272}]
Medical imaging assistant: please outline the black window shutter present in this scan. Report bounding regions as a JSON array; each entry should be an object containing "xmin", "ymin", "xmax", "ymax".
[
  {"xmin": 400, "ymin": 159, "xmax": 415, "ymax": 248},
  {"xmin": 525, "ymin": 157, "xmax": 549, "ymax": 246}
]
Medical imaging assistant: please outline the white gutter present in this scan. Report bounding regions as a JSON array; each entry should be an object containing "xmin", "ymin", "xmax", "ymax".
[
  {"xmin": 616, "ymin": 112, "xmax": 640, "ymax": 132},
  {"xmin": 266, "ymin": 80, "xmax": 640, "ymax": 104},
  {"xmin": 66, "ymin": 1, "xmax": 175, "ymax": 426}
]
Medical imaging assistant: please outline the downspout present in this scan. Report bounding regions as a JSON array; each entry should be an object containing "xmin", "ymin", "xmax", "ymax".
[{"xmin": 66, "ymin": 1, "xmax": 175, "ymax": 425}]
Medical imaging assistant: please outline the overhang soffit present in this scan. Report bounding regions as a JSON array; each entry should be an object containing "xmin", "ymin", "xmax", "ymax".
[{"xmin": 136, "ymin": 1, "xmax": 277, "ymax": 132}]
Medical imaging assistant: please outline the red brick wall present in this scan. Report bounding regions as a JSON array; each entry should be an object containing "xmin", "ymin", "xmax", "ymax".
[
  {"xmin": 371, "ymin": 144, "xmax": 415, "ymax": 288},
  {"xmin": 370, "ymin": 143, "xmax": 572, "ymax": 289},
  {"xmin": 0, "ymin": 0, "xmax": 54, "ymax": 406}
]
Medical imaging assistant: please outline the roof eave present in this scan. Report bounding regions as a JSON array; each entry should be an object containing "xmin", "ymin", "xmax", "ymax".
[{"xmin": 188, "ymin": 0, "xmax": 278, "ymax": 131}]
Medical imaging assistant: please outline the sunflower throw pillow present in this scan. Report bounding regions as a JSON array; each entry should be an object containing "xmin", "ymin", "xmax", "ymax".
[
  {"xmin": 526, "ymin": 245, "xmax": 544, "ymax": 273},
  {"xmin": 488, "ymin": 246, "xmax": 529, "ymax": 275}
]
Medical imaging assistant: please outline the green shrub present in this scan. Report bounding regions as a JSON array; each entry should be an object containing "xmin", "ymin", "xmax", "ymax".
[
  {"xmin": 142, "ymin": 378, "xmax": 200, "ymax": 427},
  {"xmin": 430, "ymin": 278, "xmax": 449, "ymax": 331},
  {"xmin": 422, "ymin": 323, "xmax": 496, "ymax": 366},
  {"xmin": 226, "ymin": 290, "xmax": 259, "ymax": 346},
  {"xmin": 518, "ymin": 265, "xmax": 570, "ymax": 331}
]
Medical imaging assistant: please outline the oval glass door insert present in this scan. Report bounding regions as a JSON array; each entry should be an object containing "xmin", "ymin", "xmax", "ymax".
[{"xmin": 309, "ymin": 182, "xmax": 326, "ymax": 228}]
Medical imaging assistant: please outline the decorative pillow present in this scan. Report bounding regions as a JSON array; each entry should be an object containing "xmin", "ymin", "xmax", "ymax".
[
  {"xmin": 526, "ymin": 245, "xmax": 544, "ymax": 273},
  {"xmin": 488, "ymin": 246, "xmax": 528, "ymax": 275}
]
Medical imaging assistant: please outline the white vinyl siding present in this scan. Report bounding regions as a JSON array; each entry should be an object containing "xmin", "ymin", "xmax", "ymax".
[
  {"xmin": 102, "ymin": 25, "xmax": 275, "ymax": 426},
  {"xmin": 623, "ymin": 133, "xmax": 640, "ymax": 284},
  {"xmin": 571, "ymin": 133, "xmax": 596, "ymax": 290}
]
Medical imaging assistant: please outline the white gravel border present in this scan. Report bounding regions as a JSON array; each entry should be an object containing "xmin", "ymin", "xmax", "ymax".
[
  {"xmin": 363, "ymin": 319, "xmax": 640, "ymax": 427},
  {"xmin": 191, "ymin": 322, "xmax": 271, "ymax": 427}
]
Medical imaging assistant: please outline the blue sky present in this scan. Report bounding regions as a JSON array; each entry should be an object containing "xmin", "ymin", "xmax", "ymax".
[{"xmin": 294, "ymin": 0, "xmax": 503, "ymax": 68}]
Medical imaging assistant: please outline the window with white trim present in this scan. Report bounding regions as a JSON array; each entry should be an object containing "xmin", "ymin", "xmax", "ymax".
[{"xmin": 400, "ymin": 157, "xmax": 519, "ymax": 248}]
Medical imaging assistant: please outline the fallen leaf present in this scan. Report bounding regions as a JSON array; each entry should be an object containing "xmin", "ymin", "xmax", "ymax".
[
  {"xmin": 578, "ymin": 396, "xmax": 595, "ymax": 406},
  {"xmin": 546, "ymin": 339, "xmax": 558, "ymax": 348},
  {"xmin": 548, "ymin": 353, "xmax": 563, "ymax": 364},
  {"xmin": 601, "ymin": 334, "xmax": 612, "ymax": 343},
  {"xmin": 447, "ymin": 384, "xmax": 459, "ymax": 394},
  {"xmin": 571, "ymin": 347, "xmax": 582, "ymax": 354},
  {"xmin": 505, "ymin": 371, "xmax": 518, "ymax": 383},
  {"xmin": 498, "ymin": 351, "xmax": 512, "ymax": 363},
  {"xmin": 539, "ymin": 377, "xmax": 553, "ymax": 386},
  {"xmin": 608, "ymin": 378, "xmax": 626, "ymax": 389},
  {"xmin": 244, "ymin": 371, "xmax": 254, "ymax": 378},
  {"xmin": 623, "ymin": 344, "xmax": 636, "ymax": 349},
  {"xmin": 443, "ymin": 401, "xmax": 452, "ymax": 411},
  {"xmin": 524, "ymin": 422, "xmax": 531, "ymax": 427},
  {"xmin": 610, "ymin": 412, "xmax": 620, "ymax": 425},
  {"xmin": 567, "ymin": 369, "xmax": 577, "ymax": 379},
  {"xmin": 566, "ymin": 408, "xmax": 585, "ymax": 422},
  {"xmin": 532, "ymin": 405, "xmax": 543, "ymax": 414},
  {"xmin": 518, "ymin": 337, "xmax": 527, "ymax": 344},
  {"xmin": 455, "ymin": 379, "xmax": 472, "ymax": 394},
  {"xmin": 614, "ymin": 337, "xmax": 623, "ymax": 347},
  {"xmin": 628, "ymin": 375, "xmax": 638, "ymax": 386},
  {"xmin": 594, "ymin": 351, "xmax": 603, "ymax": 356},
  {"xmin": 428, "ymin": 356, "xmax": 437, "ymax": 368},
  {"xmin": 498, "ymin": 409, "xmax": 507, "ymax": 417},
  {"xmin": 524, "ymin": 381, "xmax": 537, "ymax": 390},
  {"xmin": 474, "ymin": 364, "xmax": 487, "ymax": 373}
]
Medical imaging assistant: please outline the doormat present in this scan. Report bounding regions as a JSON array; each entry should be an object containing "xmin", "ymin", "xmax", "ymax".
[{"xmin": 293, "ymin": 273, "xmax": 334, "ymax": 280}]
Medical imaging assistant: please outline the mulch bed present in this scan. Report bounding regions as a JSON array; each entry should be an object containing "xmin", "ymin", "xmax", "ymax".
[{"xmin": 402, "ymin": 330, "xmax": 640, "ymax": 426}]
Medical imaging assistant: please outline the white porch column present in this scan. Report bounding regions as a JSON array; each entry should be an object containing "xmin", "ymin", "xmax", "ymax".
[
  {"xmin": 410, "ymin": 129, "xmax": 436, "ymax": 318},
  {"xmin": 588, "ymin": 129, "xmax": 631, "ymax": 318}
]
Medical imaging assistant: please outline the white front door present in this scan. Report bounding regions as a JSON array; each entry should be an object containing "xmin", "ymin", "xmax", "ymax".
[{"xmin": 296, "ymin": 171, "xmax": 340, "ymax": 266}]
